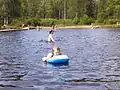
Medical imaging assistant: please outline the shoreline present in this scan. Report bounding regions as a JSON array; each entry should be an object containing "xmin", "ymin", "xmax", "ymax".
[{"xmin": 0, "ymin": 25, "xmax": 120, "ymax": 32}]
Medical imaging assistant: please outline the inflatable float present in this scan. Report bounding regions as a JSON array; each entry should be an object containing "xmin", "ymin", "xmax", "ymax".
[{"xmin": 46, "ymin": 55, "xmax": 69, "ymax": 64}]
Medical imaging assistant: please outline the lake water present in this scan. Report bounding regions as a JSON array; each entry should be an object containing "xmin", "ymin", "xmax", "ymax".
[{"xmin": 0, "ymin": 28, "xmax": 120, "ymax": 90}]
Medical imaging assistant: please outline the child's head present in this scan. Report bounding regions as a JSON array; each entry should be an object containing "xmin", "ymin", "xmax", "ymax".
[
  {"xmin": 52, "ymin": 46, "xmax": 61, "ymax": 56},
  {"xmin": 52, "ymin": 25, "xmax": 55, "ymax": 29},
  {"xmin": 56, "ymin": 47, "xmax": 60, "ymax": 52}
]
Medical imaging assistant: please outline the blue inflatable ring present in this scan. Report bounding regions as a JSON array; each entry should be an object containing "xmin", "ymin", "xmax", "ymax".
[{"xmin": 47, "ymin": 55, "xmax": 69, "ymax": 64}]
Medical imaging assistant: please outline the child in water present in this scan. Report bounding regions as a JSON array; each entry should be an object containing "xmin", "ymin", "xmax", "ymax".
[
  {"xmin": 48, "ymin": 30, "xmax": 55, "ymax": 42},
  {"xmin": 42, "ymin": 46, "xmax": 61, "ymax": 62}
]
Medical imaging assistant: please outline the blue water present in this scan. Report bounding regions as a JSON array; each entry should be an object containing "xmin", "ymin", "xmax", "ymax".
[{"xmin": 0, "ymin": 28, "xmax": 120, "ymax": 90}]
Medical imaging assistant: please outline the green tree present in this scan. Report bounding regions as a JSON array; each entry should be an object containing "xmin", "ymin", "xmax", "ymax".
[
  {"xmin": 67, "ymin": 0, "xmax": 87, "ymax": 18},
  {"xmin": 0, "ymin": 0, "xmax": 21, "ymax": 25},
  {"xmin": 97, "ymin": 0, "xmax": 106, "ymax": 22},
  {"xmin": 47, "ymin": 0, "xmax": 63, "ymax": 19},
  {"xmin": 106, "ymin": 0, "xmax": 120, "ymax": 19},
  {"xmin": 85, "ymin": 0, "xmax": 96, "ymax": 18},
  {"xmin": 20, "ymin": 0, "xmax": 29, "ymax": 18}
]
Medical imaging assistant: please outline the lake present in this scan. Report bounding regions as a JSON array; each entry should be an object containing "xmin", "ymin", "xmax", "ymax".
[{"xmin": 0, "ymin": 28, "xmax": 120, "ymax": 90}]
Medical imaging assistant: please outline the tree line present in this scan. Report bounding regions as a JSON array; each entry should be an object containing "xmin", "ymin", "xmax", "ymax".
[{"xmin": 0, "ymin": 0, "xmax": 120, "ymax": 27}]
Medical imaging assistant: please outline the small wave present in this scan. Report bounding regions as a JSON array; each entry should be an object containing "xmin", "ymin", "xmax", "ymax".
[
  {"xmin": 41, "ymin": 62, "xmax": 69, "ymax": 68},
  {"xmin": 0, "ymin": 84, "xmax": 17, "ymax": 87},
  {"xmin": 104, "ymin": 56, "xmax": 120, "ymax": 60},
  {"xmin": 65, "ymin": 78, "xmax": 120, "ymax": 82},
  {"xmin": 38, "ymin": 40, "xmax": 45, "ymax": 43}
]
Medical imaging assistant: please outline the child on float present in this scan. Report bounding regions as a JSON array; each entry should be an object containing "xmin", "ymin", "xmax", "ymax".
[{"xmin": 42, "ymin": 46, "xmax": 61, "ymax": 62}]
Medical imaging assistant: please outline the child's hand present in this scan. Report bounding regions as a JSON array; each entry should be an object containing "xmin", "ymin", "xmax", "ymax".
[{"xmin": 42, "ymin": 57, "xmax": 47, "ymax": 62}]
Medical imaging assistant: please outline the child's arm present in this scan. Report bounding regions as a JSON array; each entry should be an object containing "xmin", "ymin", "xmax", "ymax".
[
  {"xmin": 46, "ymin": 53, "xmax": 53, "ymax": 59},
  {"xmin": 42, "ymin": 53, "xmax": 53, "ymax": 62}
]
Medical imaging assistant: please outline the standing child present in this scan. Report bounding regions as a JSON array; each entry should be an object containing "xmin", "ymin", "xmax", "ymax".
[{"xmin": 48, "ymin": 30, "xmax": 55, "ymax": 43}]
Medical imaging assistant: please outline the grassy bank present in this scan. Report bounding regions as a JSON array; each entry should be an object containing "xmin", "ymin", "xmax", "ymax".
[
  {"xmin": 57, "ymin": 24, "xmax": 120, "ymax": 29},
  {"xmin": 1, "ymin": 18, "xmax": 120, "ymax": 30},
  {"xmin": 0, "ymin": 24, "xmax": 120, "ymax": 32},
  {"xmin": 99, "ymin": 24, "xmax": 120, "ymax": 28}
]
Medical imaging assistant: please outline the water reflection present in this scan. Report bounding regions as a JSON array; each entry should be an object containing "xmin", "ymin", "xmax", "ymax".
[{"xmin": 42, "ymin": 62, "xmax": 69, "ymax": 68}]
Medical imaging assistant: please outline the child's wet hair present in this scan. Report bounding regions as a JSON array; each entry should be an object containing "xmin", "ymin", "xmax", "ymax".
[
  {"xmin": 53, "ymin": 47, "xmax": 60, "ymax": 51},
  {"xmin": 57, "ymin": 47, "xmax": 60, "ymax": 51}
]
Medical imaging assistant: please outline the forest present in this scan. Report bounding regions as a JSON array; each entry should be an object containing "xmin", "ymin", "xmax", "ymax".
[{"xmin": 0, "ymin": 0, "xmax": 120, "ymax": 27}]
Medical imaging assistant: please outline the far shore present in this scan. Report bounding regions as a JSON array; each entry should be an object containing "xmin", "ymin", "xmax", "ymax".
[{"xmin": 0, "ymin": 24, "xmax": 120, "ymax": 32}]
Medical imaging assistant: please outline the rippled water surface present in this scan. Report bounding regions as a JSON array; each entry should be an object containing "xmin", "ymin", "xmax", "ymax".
[{"xmin": 0, "ymin": 28, "xmax": 120, "ymax": 90}]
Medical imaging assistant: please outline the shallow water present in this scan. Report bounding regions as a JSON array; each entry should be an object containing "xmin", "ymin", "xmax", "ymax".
[{"xmin": 0, "ymin": 28, "xmax": 120, "ymax": 90}]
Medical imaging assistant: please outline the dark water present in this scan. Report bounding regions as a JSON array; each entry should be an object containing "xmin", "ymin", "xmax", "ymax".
[{"xmin": 0, "ymin": 28, "xmax": 120, "ymax": 90}]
